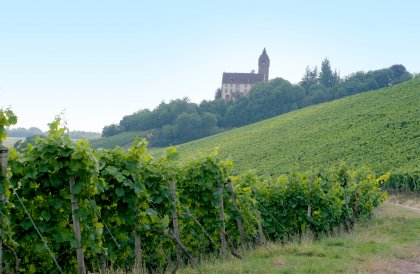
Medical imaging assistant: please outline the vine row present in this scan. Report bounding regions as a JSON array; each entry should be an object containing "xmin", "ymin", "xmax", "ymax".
[{"xmin": 1, "ymin": 117, "xmax": 388, "ymax": 273}]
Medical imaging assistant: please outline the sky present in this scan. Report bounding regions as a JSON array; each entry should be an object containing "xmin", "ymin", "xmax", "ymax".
[{"xmin": 1, "ymin": 0, "xmax": 419, "ymax": 132}]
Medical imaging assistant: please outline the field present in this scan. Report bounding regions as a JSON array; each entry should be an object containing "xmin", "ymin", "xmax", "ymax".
[
  {"xmin": 182, "ymin": 202, "xmax": 420, "ymax": 274},
  {"xmin": 159, "ymin": 78, "xmax": 420, "ymax": 176},
  {"xmin": 3, "ymin": 137, "xmax": 23, "ymax": 147}
]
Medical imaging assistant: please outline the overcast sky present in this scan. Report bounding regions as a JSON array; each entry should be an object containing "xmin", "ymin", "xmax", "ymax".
[{"xmin": 1, "ymin": 0, "xmax": 419, "ymax": 132}]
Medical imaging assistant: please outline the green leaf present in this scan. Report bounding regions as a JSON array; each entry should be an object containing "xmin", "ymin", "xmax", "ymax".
[
  {"xmin": 115, "ymin": 187, "xmax": 125, "ymax": 197},
  {"xmin": 72, "ymin": 182, "xmax": 82, "ymax": 194},
  {"xmin": 40, "ymin": 210, "xmax": 51, "ymax": 221},
  {"xmin": 29, "ymin": 264, "xmax": 37, "ymax": 273},
  {"xmin": 105, "ymin": 166, "xmax": 125, "ymax": 182},
  {"xmin": 50, "ymin": 198, "xmax": 65, "ymax": 209}
]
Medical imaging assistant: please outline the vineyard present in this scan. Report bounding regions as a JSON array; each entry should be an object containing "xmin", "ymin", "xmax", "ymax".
[
  {"xmin": 0, "ymin": 113, "xmax": 388, "ymax": 273},
  {"xmin": 166, "ymin": 77, "xmax": 420, "ymax": 191}
]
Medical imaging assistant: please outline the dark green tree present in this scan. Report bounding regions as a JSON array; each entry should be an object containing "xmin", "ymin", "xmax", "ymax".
[
  {"xmin": 102, "ymin": 124, "xmax": 122, "ymax": 137},
  {"xmin": 214, "ymin": 88, "xmax": 222, "ymax": 100},
  {"xmin": 299, "ymin": 66, "xmax": 319, "ymax": 92},
  {"xmin": 319, "ymin": 58, "xmax": 340, "ymax": 88}
]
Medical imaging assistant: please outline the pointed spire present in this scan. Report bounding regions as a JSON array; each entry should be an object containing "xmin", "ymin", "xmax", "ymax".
[
  {"xmin": 258, "ymin": 48, "xmax": 270, "ymax": 64},
  {"xmin": 258, "ymin": 48, "xmax": 270, "ymax": 82}
]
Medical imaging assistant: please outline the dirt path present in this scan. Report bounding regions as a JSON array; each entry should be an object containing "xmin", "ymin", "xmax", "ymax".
[
  {"xmin": 384, "ymin": 201, "xmax": 420, "ymax": 212},
  {"xmin": 385, "ymin": 201, "xmax": 420, "ymax": 274}
]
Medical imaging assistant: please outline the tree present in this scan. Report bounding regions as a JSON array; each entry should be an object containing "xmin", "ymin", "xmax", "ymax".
[
  {"xmin": 390, "ymin": 64, "xmax": 412, "ymax": 84},
  {"xmin": 299, "ymin": 66, "xmax": 319, "ymax": 92},
  {"xmin": 214, "ymin": 88, "xmax": 222, "ymax": 100},
  {"xmin": 319, "ymin": 58, "xmax": 339, "ymax": 88},
  {"xmin": 173, "ymin": 112, "xmax": 201, "ymax": 141},
  {"xmin": 102, "ymin": 124, "xmax": 122, "ymax": 137}
]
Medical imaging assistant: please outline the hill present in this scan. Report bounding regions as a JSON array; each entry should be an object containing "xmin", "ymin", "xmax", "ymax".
[
  {"xmin": 95, "ymin": 63, "xmax": 413, "ymax": 148},
  {"xmin": 161, "ymin": 77, "xmax": 420, "ymax": 176},
  {"xmin": 91, "ymin": 131, "xmax": 143, "ymax": 149}
]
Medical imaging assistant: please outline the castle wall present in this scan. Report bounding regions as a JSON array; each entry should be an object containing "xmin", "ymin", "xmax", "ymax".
[{"xmin": 221, "ymin": 83, "xmax": 253, "ymax": 101}]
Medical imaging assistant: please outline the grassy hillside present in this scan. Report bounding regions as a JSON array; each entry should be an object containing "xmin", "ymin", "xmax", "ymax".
[
  {"xmin": 90, "ymin": 131, "xmax": 143, "ymax": 149},
  {"xmin": 161, "ymin": 78, "xmax": 420, "ymax": 176}
]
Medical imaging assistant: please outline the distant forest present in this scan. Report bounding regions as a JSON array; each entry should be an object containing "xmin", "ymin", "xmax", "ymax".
[
  {"xmin": 102, "ymin": 59, "xmax": 413, "ymax": 147},
  {"xmin": 7, "ymin": 127, "xmax": 101, "ymax": 139}
]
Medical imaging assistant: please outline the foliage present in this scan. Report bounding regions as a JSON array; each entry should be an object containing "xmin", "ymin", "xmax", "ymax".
[
  {"xmin": 102, "ymin": 123, "xmax": 123, "ymax": 137},
  {"xmin": 319, "ymin": 58, "xmax": 340, "ymax": 88},
  {"xmin": 7, "ymin": 117, "xmax": 103, "ymax": 273},
  {"xmin": 177, "ymin": 152, "xmax": 234, "ymax": 254},
  {"xmin": 384, "ymin": 170, "xmax": 420, "ymax": 191},
  {"xmin": 223, "ymin": 78, "xmax": 306, "ymax": 127},
  {"xmin": 95, "ymin": 138, "xmax": 172, "ymax": 270},
  {"xmin": 3, "ymin": 116, "xmax": 389, "ymax": 272},
  {"xmin": 13, "ymin": 135, "xmax": 41, "ymax": 151},
  {"xmin": 251, "ymin": 166, "xmax": 387, "ymax": 239},
  {"xmin": 0, "ymin": 108, "xmax": 18, "ymax": 144}
]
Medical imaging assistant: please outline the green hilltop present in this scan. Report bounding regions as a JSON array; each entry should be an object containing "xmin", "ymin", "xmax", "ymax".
[{"xmin": 161, "ymin": 77, "xmax": 420, "ymax": 176}]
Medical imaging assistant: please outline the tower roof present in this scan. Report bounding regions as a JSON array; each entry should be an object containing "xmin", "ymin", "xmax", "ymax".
[{"xmin": 258, "ymin": 48, "xmax": 270, "ymax": 64}]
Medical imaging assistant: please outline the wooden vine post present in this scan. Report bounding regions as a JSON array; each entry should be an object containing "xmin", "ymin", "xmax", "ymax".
[
  {"xmin": 100, "ymin": 254, "xmax": 106, "ymax": 273},
  {"xmin": 0, "ymin": 145, "xmax": 9, "ymax": 274},
  {"xmin": 255, "ymin": 209, "xmax": 266, "ymax": 245},
  {"xmin": 218, "ymin": 180, "xmax": 227, "ymax": 255},
  {"xmin": 226, "ymin": 178, "xmax": 245, "ymax": 246},
  {"xmin": 134, "ymin": 225, "xmax": 142, "ymax": 273},
  {"xmin": 169, "ymin": 180, "xmax": 181, "ymax": 273},
  {"xmin": 69, "ymin": 176, "xmax": 86, "ymax": 274},
  {"xmin": 307, "ymin": 176, "xmax": 313, "ymax": 218}
]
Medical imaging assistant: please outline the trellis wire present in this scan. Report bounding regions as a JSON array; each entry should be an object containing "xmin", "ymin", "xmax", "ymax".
[
  {"xmin": 7, "ymin": 179, "xmax": 64, "ymax": 274},
  {"xmin": 148, "ymin": 201, "xmax": 202, "ymax": 273},
  {"xmin": 90, "ymin": 199, "xmax": 121, "ymax": 249}
]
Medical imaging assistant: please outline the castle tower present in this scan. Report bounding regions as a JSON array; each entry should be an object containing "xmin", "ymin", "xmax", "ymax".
[{"xmin": 258, "ymin": 48, "xmax": 270, "ymax": 82}]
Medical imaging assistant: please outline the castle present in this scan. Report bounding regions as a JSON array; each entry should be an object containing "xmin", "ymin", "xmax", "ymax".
[{"xmin": 221, "ymin": 48, "xmax": 270, "ymax": 101}]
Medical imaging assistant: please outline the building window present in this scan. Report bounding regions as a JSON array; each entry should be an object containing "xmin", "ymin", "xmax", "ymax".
[{"xmin": 225, "ymin": 94, "xmax": 230, "ymax": 100}]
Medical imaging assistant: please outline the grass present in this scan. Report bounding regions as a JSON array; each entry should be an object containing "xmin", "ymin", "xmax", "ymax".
[
  {"xmin": 181, "ymin": 201, "xmax": 420, "ymax": 274},
  {"xmin": 155, "ymin": 77, "xmax": 420, "ymax": 176}
]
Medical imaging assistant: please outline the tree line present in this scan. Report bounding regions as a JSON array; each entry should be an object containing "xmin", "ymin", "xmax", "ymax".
[
  {"xmin": 102, "ymin": 59, "xmax": 413, "ymax": 147},
  {"xmin": 7, "ymin": 127, "xmax": 101, "ymax": 139}
]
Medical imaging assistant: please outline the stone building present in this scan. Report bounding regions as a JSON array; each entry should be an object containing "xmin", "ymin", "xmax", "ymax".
[{"xmin": 221, "ymin": 48, "xmax": 270, "ymax": 101}]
